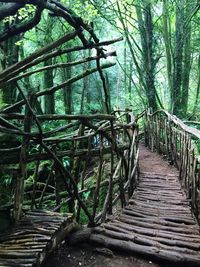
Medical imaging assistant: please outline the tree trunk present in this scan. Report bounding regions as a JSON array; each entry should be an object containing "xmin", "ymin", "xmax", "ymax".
[
  {"xmin": 192, "ymin": 54, "xmax": 200, "ymax": 115},
  {"xmin": 1, "ymin": 23, "xmax": 19, "ymax": 105},
  {"xmin": 43, "ymin": 16, "xmax": 55, "ymax": 114},
  {"xmin": 62, "ymin": 53, "xmax": 73, "ymax": 114},
  {"xmin": 181, "ymin": 5, "xmax": 192, "ymax": 116},
  {"xmin": 162, "ymin": 0, "xmax": 173, "ymax": 107},
  {"xmin": 136, "ymin": 2, "xmax": 158, "ymax": 110},
  {"xmin": 44, "ymin": 58, "xmax": 55, "ymax": 114},
  {"xmin": 105, "ymin": 72, "xmax": 111, "ymax": 112},
  {"xmin": 128, "ymin": 62, "xmax": 133, "ymax": 101},
  {"xmin": 171, "ymin": 0, "xmax": 184, "ymax": 116},
  {"xmin": 20, "ymin": 46, "xmax": 43, "ymax": 114},
  {"xmin": 143, "ymin": 4, "xmax": 157, "ymax": 111},
  {"xmin": 80, "ymin": 50, "xmax": 91, "ymax": 113},
  {"xmin": 124, "ymin": 40, "xmax": 127, "ymax": 105}
]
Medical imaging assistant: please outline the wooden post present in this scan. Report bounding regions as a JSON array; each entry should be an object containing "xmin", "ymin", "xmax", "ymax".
[
  {"xmin": 108, "ymin": 121, "xmax": 115, "ymax": 214},
  {"xmin": 13, "ymin": 100, "xmax": 32, "ymax": 222},
  {"xmin": 92, "ymin": 135, "xmax": 104, "ymax": 220}
]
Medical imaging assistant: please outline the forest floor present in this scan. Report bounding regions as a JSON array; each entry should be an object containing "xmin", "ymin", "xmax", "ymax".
[{"xmin": 42, "ymin": 144, "xmax": 180, "ymax": 267}]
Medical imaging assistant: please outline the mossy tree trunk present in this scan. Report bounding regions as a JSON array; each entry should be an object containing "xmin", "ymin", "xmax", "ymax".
[
  {"xmin": 62, "ymin": 52, "xmax": 73, "ymax": 114},
  {"xmin": 43, "ymin": 16, "xmax": 55, "ymax": 114},
  {"xmin": 0, "ymin": 22, "xmax": 19, "ymax": 105},
  {"xmin": 135, "ymin": 1, "xmax": 158, "ymax": 111}
]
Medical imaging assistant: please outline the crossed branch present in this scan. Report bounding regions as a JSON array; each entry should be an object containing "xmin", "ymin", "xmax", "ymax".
[{"xmin": 0, "ymin": 0, "xmax": 98, "ymax": 45}]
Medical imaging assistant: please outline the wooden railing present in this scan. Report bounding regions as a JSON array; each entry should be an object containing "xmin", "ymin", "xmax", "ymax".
[
  {"xmin": 0, "ymin": 110, "xmax": 139, "ymax": 226},
  {"xmin": 142, "ymin": 109, "xmax": 200, "ymax": 220}
]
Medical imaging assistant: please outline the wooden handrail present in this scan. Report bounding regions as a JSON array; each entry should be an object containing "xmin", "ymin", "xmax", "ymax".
[
  {"xmin": 0, "ymin": 110, "xmax": 139, "ymax": 226},
  {"xmin": 149, "ymin": 109, "xmax": 200, "ymax": 139}
]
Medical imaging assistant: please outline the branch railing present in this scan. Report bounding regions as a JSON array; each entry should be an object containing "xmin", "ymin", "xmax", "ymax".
[
  {"xmin": 0, "ymin": 110, "xmax": 139, "ymax": 226},
  {"xmin": 0, "ymin": 25, "xmax": 127, "ymax": 225},
  {"xmin": 142, "ymin": 109, "xmax": 200, "ymax": 220},
  {"xmin": 2, "ymin": 107, "xmax": 199, "ymax": 225}
]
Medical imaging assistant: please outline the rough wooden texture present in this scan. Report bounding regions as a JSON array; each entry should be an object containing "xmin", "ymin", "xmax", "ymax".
[
  {"xmin": 90, "ymin": 171, "xmax": 200, "ymax": 266},
  {"xmin": 0, "ymin": 210, "xmax": 74, "ymax": 267},
  {"xmin": 0, "ymin": 109, "xmax": 137, "ymax": 225},
  {"xmin": 143, "ymin": 110, "xmax": 200, "ymax": 221}
]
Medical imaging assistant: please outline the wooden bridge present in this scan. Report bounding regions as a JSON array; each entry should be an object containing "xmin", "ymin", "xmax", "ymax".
[
  {"xmin": 89, "ymin": 170, "xmax": 200, "ymax": 266},
  {"xmin": 0, "ymin": 109, "xmax": 199, "ymax": 266},
  {"xmin": 0, "ymin": 210, "xmax": 73, "ymax": 267}
]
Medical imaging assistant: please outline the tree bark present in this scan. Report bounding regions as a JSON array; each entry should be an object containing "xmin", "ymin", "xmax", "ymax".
[
  {"xmin": 80, "ymin": 50, "xmax": 92, "ymax": 113},
  {"xmin": 0, "ymin": 22, "xmax": 19, "ymax": 105},
  {"xmin": 192, "ymin": 54, "xmax": 200, "ymax": 116},
  {"xmin": 172, "ymin": 0, "xmax": 185, "ymax": 116},
  {"xmin": 181, "ymin": 1, "xmax": 193, "ymax": 116},
  {"xmin": 62, "ymin": 53, "xmax": 73, "ymax": 114},
  {"xmin": 44, "ymin": 58, "xmax": 55, "ymax": 114},
  {"xmin": 136, "ymin": 2, "xmax": 157, "ymax": 110},
  {"xmin": 43, "ymin": 17, "xmax": 55, "ymax": 114},
  {"xmin": 162, "ymin": 0, "xmax": 173, "ymax": 107}
]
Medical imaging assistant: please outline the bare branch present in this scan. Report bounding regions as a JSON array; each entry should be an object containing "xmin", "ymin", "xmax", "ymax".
[
  {"xmin": 0, "ymin": 30, "xmax": 79, "ymax": 83},
  {"xmin": 0, "ymin": 37, "xmax": 121, "ymax": 85},
  {"xmin": 1, "ymin": 62, "xmax": 116, "ymax": 113},
  {"xmin": 6, "ymin": 51, "xmax": 117, "ymax": 84},
  {"xmin": 0, "ymin": 5, "xmax": 43, "ymax": 42}
]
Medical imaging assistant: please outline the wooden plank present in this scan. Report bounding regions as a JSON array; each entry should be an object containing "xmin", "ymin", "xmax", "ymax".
[
  {"xmin": 89, "ymin": 170, "xmax": 200, "ymax": 265},
  {"xmin": 0, "ymin": 211, "xmax": 75, "ymax": 267}
]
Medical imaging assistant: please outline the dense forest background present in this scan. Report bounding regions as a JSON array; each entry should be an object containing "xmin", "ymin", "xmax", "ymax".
[{"xmin": 0, "ymin": 0, "xmax": 199, "ymax": 118}]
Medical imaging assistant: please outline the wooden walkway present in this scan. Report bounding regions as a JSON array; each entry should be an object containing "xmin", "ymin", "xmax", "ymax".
[
  {"xmin": 90, "ymin": 171, "xmax": 200, "ymax": 266},
  {"xmin": 0, "ymin": 210, "xmax": 73, "ymax": 267}
]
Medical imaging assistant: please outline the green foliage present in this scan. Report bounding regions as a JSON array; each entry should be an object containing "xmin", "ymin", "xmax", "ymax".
[
  {"xmin": 60, "ymin": 202, "xmax": 68, "ymax": 213},
  {"xmin": 2, "ymin": 174, "xmax": 12, "ymax": 186},
  {"xmin": 18, "ymin": 5, "xmax": 36, "ymax": 20},
  {"xmin": 0, "ymin": 172, "xmax": 14, "ymax": 206},
  {"xmin": 3, "ymin": 4, "xmax": 36, "ymax": 23},
  {"xmin": 63, "ymin": 157, "xmax": 70, "ymax": 167},
  {"xmin": 0, "ymin": 91, "xmax": 7, "ymax": 109},
  {"xmin": 79, "ymin": 207, "xmax": 93, "ymax": 224},
  {"xmin": 42, "ymin": 120, "xmax": 65, "ymax": 132},
  {"xmin": 62, "ymin": 0, "xmax": 98, "ymax": 21},
  {"xmin": 15, "ymin": 40, "xmax": 24, "ymax": 47}
]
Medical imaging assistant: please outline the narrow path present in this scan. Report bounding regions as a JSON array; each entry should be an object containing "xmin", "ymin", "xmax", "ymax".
[
  {"xmin": 43, "ymin": 144, "xmax": 200, "ymax": 267},
  {"xmin": 138, "ymin": 144, "xmax": 179, "ymax": 175},
  {"xmin": 89, "ymin": 144, "xmax": 200, "ymax": 266}
]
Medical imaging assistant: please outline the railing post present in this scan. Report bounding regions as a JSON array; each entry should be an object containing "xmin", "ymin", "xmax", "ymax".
[
  {"xmin": 13, "ymin": 97, "xmax": 33, "ymax": 222},
  {"xmin": 108, "ymin": 120, "xmax": 115, "ymax": 214}
]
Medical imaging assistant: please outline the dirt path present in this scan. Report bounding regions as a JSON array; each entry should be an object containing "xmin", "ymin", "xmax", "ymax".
[
  {"xmin": 42, "ymin": 242, "xmax": 167, "ymax": 267},
  {"xmin": 42, "ymin": 144, "xmax": 180, "ymax": 267},
  {"xmin": 139, "ymin": 144, "xmax": 179, "ymax": 176}
]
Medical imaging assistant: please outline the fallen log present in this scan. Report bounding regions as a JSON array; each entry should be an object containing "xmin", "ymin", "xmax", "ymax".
[{"xmin": 89, "ymin": 233, "xmax": 200, "ymax": 265}]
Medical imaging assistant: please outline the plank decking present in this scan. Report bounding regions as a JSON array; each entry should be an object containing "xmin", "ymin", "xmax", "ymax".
[
  {"xmin": 90, "ymin": 172, "xmax": 200, "ymax": 266},
  {"xmin": 0, "ymin": 210, "xmax": 73, "ymax": 267}
]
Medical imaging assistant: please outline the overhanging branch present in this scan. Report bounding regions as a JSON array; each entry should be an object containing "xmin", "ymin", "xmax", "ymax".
[
  {"xmin": 0, "ymin": 5, "xmax": 43, "ymax": 42},
  {"xmin": 0, "ymin": 3, "xmax": 24, "ymax": 20},
  {"xmin": 1, "ymin": 62, "xmax": 116, "ymax": 113}
]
